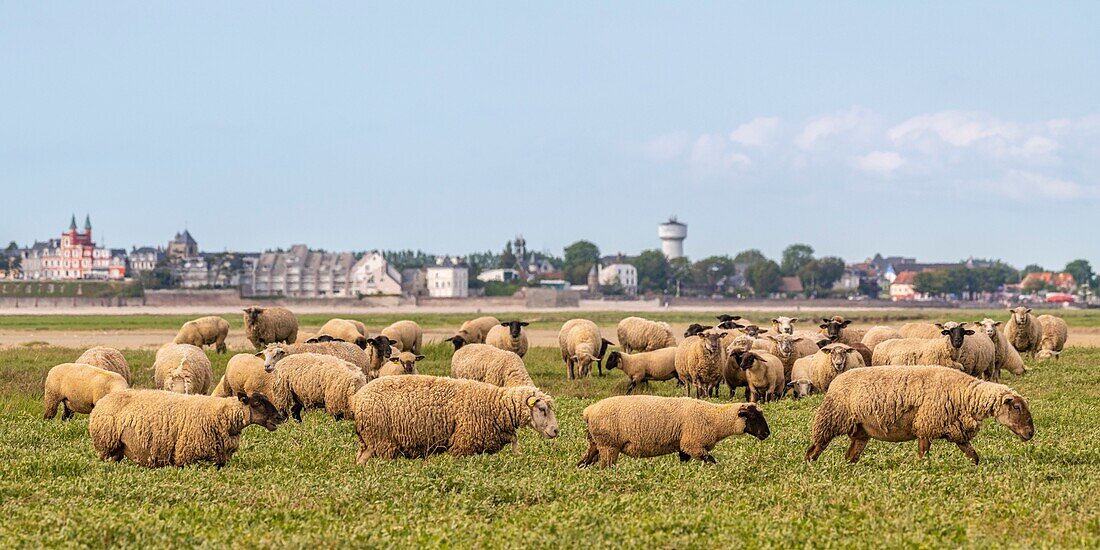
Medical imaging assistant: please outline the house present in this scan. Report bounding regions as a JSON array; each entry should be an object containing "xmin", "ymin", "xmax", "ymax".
[
  {"xmin": 401, "ymin": 268, "xmax": 428, "ymax": 296},
  {"xmin": 167, "ymin": 230, "xmax": 199, "ymax": 260},
  {"xmin": 20, "ymin": 215, "xmax": 126, "ymax": 280},
  {"xmin": 128, "ymin": 247, "xmax": 164, "ymax": 273},
  {"xmin": 778, "ymin": 276, "xmax": 804, "ymax": 294},
  {"xmin": 1021, "ymin": 272, "xmax": 1077, "ymax": 293},
  {"xmin": 598, "ymin": 263, "xmax": 638, "ymax": 295},
  {"xmin": 244, "ymin": 245, "xmax": 373, "ymax": 297},
  {"xmin": 890, "ymin": 271, "xmax": 919, "ymax": 301},
  {"xmin": 426, "ymin": 257, "xmax": 468, "ymax": 298},
  {"xmin": 350, "ymin": 251, "xmax": 403, "ymax": 296}
]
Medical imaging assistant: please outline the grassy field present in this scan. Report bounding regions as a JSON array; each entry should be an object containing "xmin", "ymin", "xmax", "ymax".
[{"xmin": 2, "ymin": 341, "xmax": 1099, "ymax": 546}]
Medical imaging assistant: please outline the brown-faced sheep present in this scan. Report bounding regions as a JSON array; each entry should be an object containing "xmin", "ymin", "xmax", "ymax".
[
  {"xmin": 559, "ymin": 319, "xmax": 604, "ymax": 379},
  {"xmin": 243, "ymin": 306, "xmax": 298, "ymax": 349},
  {"xmin": 212, "ymin": 353, "xmax": 275, "ymax": 398},
  {"xmin": 446, "ymin": 316, "xmax": 501, "ymax": 350},
  {"xmin": 1005, "ymin": 307, "xmax": 1043, "ymax": 358},
  {"xmin": 75, "ymin": 346, "xmax": 131, "ymax": 384},
  {"xmin": 674, "ymin": 331, "xmax": 728, "ymax": 399},
  {"xmin": 377, "ymin": 351, "xmax": 423, "ymax": 377},
  {"xmin": 173, "ymin": 316, "xmax": 231, "ymax": 353},
  {"xmin": 153, "ymin": 344, "xmax": 213, "ymax": 395},
  {"xmin": 485, "ymin": 321, "xmax": 530, "ymax": 358},
  {"xmin": 577, "ymin": 397, "xmax": 769, "ymax": 467},
  {"xmin": 819, "ymin": 316, "xmax": 867, "ymax": 345},
  {"xmin": 1036, "ymin": 314, "xmax": 1068, "ymax": 361},
  {"xmin": 806, "ymin": 366, "xmax": 1035, "ymax": 464},
  {"xmin": 870, "ymin": 324, "xmax": 973, "ymax": 370},
  {"xmin": 89, "ymin": 390, "xmax": 285, "ymax": 468},
  {"xmin": 352, "ymin": 375, "xmax": 558, "ymax": 461},
  {"xmin": 318, "ymin": 318, "xmax": 368, "ymax": 349},
  {"xmin": 451, "ymin": 344, "xmax": 534, "ymax": 387},
  {"xmin": 737, "ymin": 350, "xmax": 785, "ymax": 402},
  {"xmin": 615, "ymin": 316, "xmax": 676, "ymax": 354},
  {"xmin": 974, "ymin": 318, "xmax": 1026, "ymax": 378},
  {"xmin": 258, "ymin": 340, "xmax": 372, "ymax": 375},
  {"xmin": 605, "ymin": 347, "xmax": 679, "ymax": 394},
  {"xmin": 809, "ymin": 343, "xmax": 865, "ymax": 393},
  {"xmin": 380, "ymin": 320, "xmax": 423, "ymax": 354},
  {"xmin": 764, "ymin": 333, "xmax": 821, "ymax": 381},
  {"xmin": 270, "ymin": 353, "xmax": 367, "ymax": 421},
  {"xmin": 861, "ymin": 326, "xmax": 901, "ymax": 352},
  {"xmin": 43, "ymin": 363, "xmax": 128, "ymax": 420}
]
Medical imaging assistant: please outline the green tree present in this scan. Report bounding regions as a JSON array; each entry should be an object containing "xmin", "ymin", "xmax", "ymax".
[
  {"xmin": 563, "ymin": 240, "xmax": 600, "ymax": 284},
  {"xmin": 633, "ymin": 250, "xmax": 671, "ymax": 293},
  {"xmin": 1021, "ymin": 264, "xmax": 1045, "ymax": 276},
  {"xmin": 746, "ymin": 260, "xmax": 782, "ymax": 296},
  {"xmin": 691, "ymin": 255, "xmax": 735, "ymax": 294},
  {"xmin": 498, "ymin": 241, "xmax": 517, "ymax": 269},
  {"xmin": 1063, "ymin": 259, "xmax": 1094, "ymax": 289},
  {"xmin": 798, "ymin": 256, "xmax": 845, "ymax": 294},
  {"xmin": 780, "ymin": 244, "xmax": 815, "ymax": 276},
  {"xmin": 972, "ymin": 262, "xmax": 1019, "ymax": 293},
  {"xmin": 733, "ymin": 249, "xmax": 768, "ymax": 265},
  {"xmin": 668, "ymin": 257, "xmax": 694, "ymax": 295}
]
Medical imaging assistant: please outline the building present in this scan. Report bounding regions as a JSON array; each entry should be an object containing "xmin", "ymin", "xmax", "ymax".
[
  {"xmin": 512, "ymin": 236, "xmax": 558, "ymax": 280},
  {"xmin": 598, "ymin": 263, "xmax": 638, "ymax": 295},
  {"xmin": 20, "ymin": 215, "xmax": 126, "ymax": 280},
  {"xmin": 244, "ymin": 245, "xmax": 365, "ymax": 297},
  {"xmin": 890, "ymin": 271, "xmax": 919, "ymax": 301},
  {"xmin": 1021, "ymin": 272, "xmax": 1077, "ymax": 293},
  {"xmin": 658, "ymin": 217, "xmax": 687, "ymax": 259},
  {"xmin": 167, "ymin": 230, "xmax": 199, "ymax": 260},
  {"xmin": 349, "ymin": 251, "xmax": 403, "ymax": 296},
  {"xmin": 426, "ymin": 258, "xmax": 469, "ymax": 298},
  {"xmin": 400, "ymin": 268, "xmax": 428, "ymax": 296},
  {"xmin": 477, "ymin": 268, "xmax": 522, "ymax": 283},
  {"xmin": 127, "ymin": 246, "xmax": 164, "ymax": 273},
  {"xmin": 778, "ymin": 276, "xmax": 804, "ymax": 295}
]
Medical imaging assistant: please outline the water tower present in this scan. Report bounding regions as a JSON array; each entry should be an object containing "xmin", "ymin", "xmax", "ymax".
[{"xmin": 658, "ymin": 217, "xmax": 687, "ymax": 259}]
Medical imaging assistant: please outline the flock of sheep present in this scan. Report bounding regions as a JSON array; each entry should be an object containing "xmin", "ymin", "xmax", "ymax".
[{"xmin": 40, "ymin": 306, "xmax": 1064, "ymax": 469}]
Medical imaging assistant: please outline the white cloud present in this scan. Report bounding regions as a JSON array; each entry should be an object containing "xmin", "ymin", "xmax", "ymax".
[
  {"xmin": 688, "ymin": 134, "xmax": 751, "ymax": 171},
  {"xmin": 888, "ymin": 111, "xmax": 1018, "ymax": 147},
  {"xmin": 795, "ymin": 107, "xmax": 877, "ymax": 150},
  {"xmin": 729, "ymin": 117, "xmax": 780, "ymax": 147},
  {"xmin": 855, "ymin": 151, "xmax": 905, "ymax": 175},
  {"xmin": 990, "ymin": 170, "xmax": 1100, "ymax": 201}
]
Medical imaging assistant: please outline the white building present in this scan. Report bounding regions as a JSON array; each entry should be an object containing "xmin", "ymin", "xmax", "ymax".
[
  {"xmin": 350, "ymin": 252, "xmax": 403, "ymax": 296},
  {"xmin": 427, "ymin": 259, "xmax": 469, "ymax": 298},
  {"xmin": 477, "ymin": 268, "xmax": 521, "ymax": 283},
  {"xmin": 599, "ymin": 263, "xmax": 638, "ymax": 295}
]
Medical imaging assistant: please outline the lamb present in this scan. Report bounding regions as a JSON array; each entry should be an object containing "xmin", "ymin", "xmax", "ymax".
[
  {"xmin": 352, "ymin": 375, "xmax": 558, "ymax": 461},
  {"xmin": 270, "ymin": 352, "xmax": 367, "ymax": 421},
  {"xmin": 616, "ymin": 316, "xmax": 675, "ymax": 353},
  {"xmin": 153, "ymin": 343, "xmax": 213, "ymax": 395},
  {"xmin": 861, "ymin": 325, "xmax": 901, "ymax": 352},
  {"xmin": 577, "ymin": 397, "xmax": 769, "ymax": 467},
  {"xmin": 1004, "ymin": 307, "xmax": 1043, "ymax": 358},
  {"xmin": 737, "ymin": 350, "xmax": 785, "ymax": 402},
  {"xmin": 605, "ymin": 347, "xmax": 679, "ymax": 394},
  {"xmin": 451, "ymin": 344, "xmax": 535, "ymax": 387},
  {"xmin": 380, "ymin": 320, "xmax": 424, "ymax": 354},
  {"xmin": 173, "ymin": 316, "xmax": 231, "ymax": 354},
  {"xmin": 559, "ymin": 318, "xmax": 605, "ymax": 379},
  {"xmin": 75, "ymin": 346, "xmax": 131, "ymax": 384},
  {"xmin": 43, "ymin": 363, "xmax": 129, "ymax": 420},
  {"xmin": 318, "ymin": 318, "xmax": 368, "ymax": 349},
  {"xmin": 258, "ymin": 340, "xmax": 373, "ymax": 376},
  {"xmin": 974, "ymin": 318, "xmax": 1027, "ymax": 378},
  {"xmin": 674, "ymin": 331, "xmax": 728, "ymax": 398},
  {"xmin": 819, "ymin": 316, "xmax": 867, "ymax": 345},
  {"xmin": 787, "ymin": 356, "xmax": 815, "ymax": 398},
  {"xmin": 446, "ymin": 316, "xmax": 501, "ymax": 350},
  {"xmin": 1036, "ymin": 314, "xmax": 1068, "ymax": 361},
  {"xmin": 485, "ymin": 321, "xmax": 530, "ymax": 357},
  {"xmin": 809, "ymin": 343, "xmax": 865, "ymax": 393},
  {"xmin": 805, "ymin": 366, "xmax": 1035, "ymax": 464},
  {"xmin": 89, "ymin": 390, "xmax": 285, "ymax": 468},
  {"xmin": 871, "ymin": 324, "xmax": 973, "ymax": 370},
  {"xmin": 377, "ymin": 351, "xmax": 423, "ymax": 377},
  {"xmin": 243, "ymin": 306, "xmax": 299, "ymax": 349},
  {"xmin": 212, "ymin": 353, "xmax": 276, "ymax": 398},
  {"xmin": 763, "ymin": 333, "xmax": 819, "ymax": 381}
]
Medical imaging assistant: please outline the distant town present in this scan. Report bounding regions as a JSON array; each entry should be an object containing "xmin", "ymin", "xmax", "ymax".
[{"xmin": 0, "ymin": 214, "xmax": 1094, "ymax": 305}]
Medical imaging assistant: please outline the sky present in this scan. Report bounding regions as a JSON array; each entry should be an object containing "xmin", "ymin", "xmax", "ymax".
[{"xmin": 1, "ymin": 2, "xmax": 1098, "ymax": 269}]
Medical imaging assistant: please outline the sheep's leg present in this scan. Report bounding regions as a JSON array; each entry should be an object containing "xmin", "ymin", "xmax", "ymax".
[
  {"xmin": 61, "ymin": 401, "xmax": 74, "ymax": 421},
  {"xmin": 291, "ymin": 399, "xmax": 304, "ymax": 422},
  {"xmin": 596, "ymin": 360, "xmax": 603, "ymax": 377},
  {"xmin": 917, "ymin": 438, "xmax": 932, "ymax": 458},
  {"xmin": 566, "ymin": 359, "xmax": 575, "ymax": 380},
  {"xmin": 597, "ymin": 446, "xmax": 619, "ymax": 468},
  {"xmin": 333, "ymin": 413, "xmax": 344, "ymax": 422},
  {"xmin": 216, "ymin": 337, "xmax": 227, "ymax": 354},
  {"xmin": 844, "ymin": 425, "xmax": 869, "ymax": 464},
  {"xmin": 577, "ymin": 443, "xmax": 599, "ymax": 468},
  {"xmin": 43, "ymin": 391, "xmax": 60, "ymax": 420},
  {"xmin": 678, "ymin": 451, "xmax": 691, "ymax": 462},
  {"xmin": 699, "ymin": 451, "xmax": 717, "ymax": 465},
  {"xmin": 624, "ymin": 380, "xmax": 636, "ymax": 395},
  {"xmin": 956, "ymin": 441, "xmax": 980, "ymax": 465}
]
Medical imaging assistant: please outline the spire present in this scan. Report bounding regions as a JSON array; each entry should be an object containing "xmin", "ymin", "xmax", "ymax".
[
  {"xmin": 84, "ymin": 214, "xmax": 91, "ymax": 231},
  {"xmin": 69, "ymin": 214, "xmax": 77, "ymax": 231}
]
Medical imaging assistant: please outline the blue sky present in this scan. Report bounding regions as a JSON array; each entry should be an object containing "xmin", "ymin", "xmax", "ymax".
[{"xmin": 2, "ymin": 2, "xmax": 1097, "ymax": 268}]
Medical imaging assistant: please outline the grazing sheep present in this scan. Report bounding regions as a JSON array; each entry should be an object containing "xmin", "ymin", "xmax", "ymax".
[
  {"xmin": 605, "ymin": 347, "xmax": 679, "ymax": 394},
  {"xmin": 43, "ymin": 363, "xmax": 129, "ymax": 420},
  {"xmin": 485, "ymin": 321, "xmax": 530, "ymax": 357},
  {"xmin": 173, "ymin": 316, "xmax": 231, "ymax": 354},
  {"xmin": 75, "ymin": 346, "xmax": 131, "ymax": 384},
  {"xmin": 270, "ymin": 353, "xmax": 367, "ymax": 421},
  {"xmin": 674, "ymin": 331, "xmax": 728, "ymax": 398},
  {"xmin": 89, "ymin": 390, "xmax": 285, "ymax": 468},
  {"xmin": 809, "ymin": 343, "xmax": 866, "ymax": 393},
  {"xmin": 212, "ymin": 353, "xmax": 275, "ymax": 398},
  {"xmin": 450, "ymin": 344, "xmax": 534, "ymax": 387},
  {"xmin": 764, "ymin": 333, "xmax": 821, "ymax": 381},
  {"xmin": 380, "ymin": 320, "xmax": 423, "ymax": 354},
  {"xmin": 819, "ymin": 316, "xmax": 867, "ymax": 345},
  {"xmin": 377, "ymin": 351, "xmax": 423, "ymax": 377},
  {"xmin": 352, "ymin": 375, "xmax": 558, "ymax": 461},
  {"xmin": 684, "ymin": 324, "xmax": 713, "ymax": 338},
  {"xmin": 363, "ymin": 336, "xmax": 398, "ymax": 379},
  {"xmin": 787, "ymin": 356, "xmax": 815, "ymax": 398},
  {"xmin": 258, "ymin": 341, "xmax": 372, "ymax": 375},
  {"xmin": 871, "ymin": 324, "xmax": 973, "ymax": 370},
  {"xmin": 616, "ymin": 317, "xmax": 676, "ymax": 353},
  {"xmin": 771, "ymin": 316, "xmax": 800, "ymax": 335},
  {"xmin": 805, "ymin": 366, "xmax": 1035, "ymax": 464},
  {"xmin": 577, "ymin": 397, "xmax": 769, "ymax": 467},
  {"xmin": 446, "ymin": 316, "xmax": 501, "ymax": 350},
  {"xmin": 243, "ymin": 306, "xmax": 299, "ymax": 349},
  {"xmin": 1005, "ymin": 307, "xmax": 1043, "ymax": 358},
  {"xmin": 974, "ymin": 318, "xmax": 1026, "ymax": 378},
  {"xmin": 319, "ymin": 319, "xmax": 368, "ymax": 349},
  {"xmin": 1036, "ymin": 315, "xmax": 1068, "ymax": 361},
  {"xmin": 153, "ymin": 344, "xmax": 213, "ymax": 395},
  {"xmin": 737, "ymin": 350, "xmax": 785, "ymax": 402},
  {"xmin": 861, "ymin": 326, "xmax": 902, "ymax": 352},
  {"xmin": 559, "ymin": 319, "xmax": 604, "ymax": 379},
  {"xmin": 895, "ymin": 322, "xmax": 992, "ymax": 379}
]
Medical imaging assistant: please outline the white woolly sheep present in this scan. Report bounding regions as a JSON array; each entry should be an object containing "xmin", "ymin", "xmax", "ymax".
[
  {"xmin": 974, "ymin": 318, "xmax": 1026, "ymax": 378},
  {"xmin": 352, "ymin": 375, "xmax": 558, "ymax": 461},
  {"xmin": 243, "ymin": 306, "xmax": 299, "ymax": 349},
  {"xmin": 43, "ymin": 363, "xmax": 129, "ymax": 420},
  {"xmin": 559, "ymin": 318, "xmax": 605, "ymax": 379},
  {"xmin": 806, "ymin": 366, "xmax": 1035, "ymax": 464},
  {"xmin": 75, "ymin": 346, "xmax": 131, "ymax": 384},
  {"xmin": 809, "ymin": 343, "xmax": 865, "ymax": 393},
  {"xmin": 615, "ymin": 317, "xmax": 675, "ymax": 354},
  {"xmin": 270, "ymin": 352, "xmax": 367, "ymax": 421},
  {"xmin": 380, "ymin": 320, "xmax": 423, "ymax": 354},
  {"xmin": 763, "ymin": 333, "xmax": 819, "ymax": 381},
  {"xmin": 577, "ymin": 396, "xmax": 769, "ymax": 467},
  {"xmin": 89, "ymin": 389, "xmax": 285, "ymax": 468},
  {"xmin": 1005, "ymin": 307, "xmax": 1043, "ymax": 358},
  {"xmin": 377, "ymin": 351, "xmax": 423, "ymax": 377},
  {"xmin": 771, "ymin": 316, "xmax": 799, "ymax": 335},
  {"xmin": 737, "ymin": 350, "xmax": 785, "ymax": 402},
  {"xmin": 212, "ymin": 353, "xmax": 275, "ymax": 398},
  {"xmin": 485, "ymin": 321, "xmax": 530, "ymax": 358},
  {"xmin": 1036, "ymin": 314, "xmax": 1068, "ymax": 361},
  {"xmin": 605, "ymin": 347, "xmax": 679, "ymax": 394},
  {"xmin": 675, "ymin": 331, "xmax": 728, "ymax": 399},
  {"xmin": 819, "ymin": 316, "xmax": 867, "ymax": 345},
  {"xmin": 450, "ymin": 344, "xmax": 535, "ymax": 387},
  {"xmin": 258, "ymin": 340, "xmax": 372, "ymax": 375},
  {"xmin": 787, "ymin": 356, "xmax": 815, "ymax": 398},
  {"xmin": 153, "ymin": 343, "xmax": 213, "ymax": 395},
  {"xmin": 870, "ymin": 324, "xmax": 973, "ymax": 370},
  {"xmin": 173, "ymin": 316, "xmax": 231, "ymax": 353},
  {"xmin": 446, "ymin": 316, "xmax": 501, "ymax": 350},
  {"xmin": 318, "ymin": 318, "xmax": 368, "ymax": 349},
  {"xmin": 861, "ymin": 325, "xmax": 901, "ymax": 352}
]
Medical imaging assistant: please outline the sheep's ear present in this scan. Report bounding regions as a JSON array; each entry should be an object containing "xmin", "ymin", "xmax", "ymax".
[
  {"xmin": 1002, "ymin": 395, "xmax": 1014, "ymax": 405},
  {"xmin": 841, "ymin": 320, "xmax": 852, "ymax": 327},
  {"xmin": 388, "ymin": 357, "xmax": 400, "ymax": 363},
  {"xmin": 520, "ymin": 322, "xmax": 529, "ymax": 326},
  {"xmin": 1025, "ymin": 308, "xmax": 1032, "ymax": 313},
  {"xmin": 771, "ymin": 318, "xmax": 779, "ymax": 323},
  {"xmin": 570, "ymin": 355, "xmax": 579, "ymax": 362},
  {"xmin": 254, "ymin": 351, "xmax": 264, "ymax": 358},
  {"xmin": 236, "ymin": 392, "xmax": 249, "ymax": 403},
  {"xmin": 388, "ymin": 338, "xmax": 398, "ymax": 345},
  {"xmin": 819, "ymin": 324, "xmax": 829, "ymax": 329},
  {"xmin": 791, "ymin": 336, "xmax": 803, "ymax": 342},
  {"xmin": 526, "ymin": 396, "xmax": 538, "ymax": 408},
  {"xmin": 941, "ymin": 330, "xmax": 951, "ymax": 335},
  {"xmin": 821, "ymin": 347, "xmax": 833, "ymax": 355},
  {"xmin": 821, "ymin": 318, "xmax": 831, "ymax": 324},
  {"xmin": 765, "ymin": 335, "xmax": 777, "ymax": 342},
  {"xmin": 786, "ymin": 381, "xmax": 795, "ymax": 387},
  {"xmin": 964, "ymin": 329, "xmax": 975, "ymax": 336},
  {"xmin": 414, "ymin": 355, "xmax": 425, "ymax": 361},
  {"xmin": 500, "ymin": 322, "xmax": 510, "ymax": 327},
  {"xmin": 994, "ymin": 321, "xmax": 1002, "ymax": 326},
  {"xmin": 790, "ymin": 318, "xmax": 800, "ymax": 323},
  {"xmin": 758, "ymin": 329, "xmax": 769, "ymax": 334}
]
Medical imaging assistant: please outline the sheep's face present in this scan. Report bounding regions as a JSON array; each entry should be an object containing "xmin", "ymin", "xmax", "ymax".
[
  {"xmin": 243, "ymin": 307, "xmax": 263, "ymax": 325},
  {"xmin": 446, "ymin": 335, "xmax": 467, "ymax": 351},
  {"xmin": 940, "ymin": 324, "xmax": 975, "ymax": 349},
  {"xmin": 701, "ymin": 332, "xmax": 726, "ymax": 354},
  {"xmin": 772, "ymin": 317, "xmax": 798, "ymax": 335},
  {"xmin": 738, "ymin": 325, "xmax": 767, "ymax": 338},
  {"xmin": 717, "ymin": 320, "xmax": 744, "ymax": 331},
  {"xmin": 738, "ymin": 352, "xmax": 758, "ymax": 372},
  {"xmin": 259, "ymin": 346, "xmax": 288, "ymax": 373},
  {"xmin": 502, "ymin": 321, "xmax": 529, "ymax": 339},
  {"xmin": 822, "ymin": 344, "xmax": 854, "ymax": 371},
  {"xmin": 1010, "ymin": 307, "xmax": 1033, "ymax": 325},
  {"xmin": 572, "ymin": 351, "xmax": 598, "ymax": 377},
  {"xmin": 241, "ymin": 392, "xmax": 286, "ymax": 432},
  {"xmin": 604, "ymin": 351, "xmax": 622, "ymax": 371},
  {"xmin": 387, "ymin": 353, "xmax": 423, "ymax": 374},
  {"xmin": 768, "ymin": 334, "xmax": 798, "ymax": 359},
  {"xmin": 996, "ymin": 394, "xmax": 1035, "ymax": 441},
  {"xmin": 787, "ymin": 379, "xmax": 813, "ymax": 398},
  {"xmin": 684, "ymin": 324, "xmax": 712, "ymax": 338},
  {"xmin": 527, "ymin": 395, "xmax": 559, "ymax": 439},
  {"xmin": 975, "ymin": 318, "xmax": 1001, "ymax": 340},
  {"xmin": 819, "ymin": 318, "xmax": 852, "ymax": 341},
  {"xmin": 1036, "ymin": 349, "xmax": 1060, "ymax": 361},
  {"xmin": 716, "ymin": 314, "xmax": 742, "ymax": 324},
  {"xmin": 368, "ymin": 337, "xmax": 396, "ymax": 358},
  {"xmin": 737, "ymin": 404, "xmax": 770, "ymax": 440}
]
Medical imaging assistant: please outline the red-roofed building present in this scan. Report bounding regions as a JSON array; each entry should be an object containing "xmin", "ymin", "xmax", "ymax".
[
  {"xmin": 890, "ymin": 271, "xmax": 919, "ymax": 301},
  {"xmin": 1021, "ymin": 272, "xmax": 1077, "ymax": 292},
  {"xmin": 779, "ymin": 276, "xmax": 804, "ymax": 294},
  {"xmin": 20, "ymin": 215, "xmax": 126, "ymax": 280}
]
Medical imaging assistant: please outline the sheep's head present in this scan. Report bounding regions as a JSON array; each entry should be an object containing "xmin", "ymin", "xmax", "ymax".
[
  {"xmin": 257, "ymin": 344, "xmax": 288, "ymax": 373},
  {"xmin": 598, "ymin": 338, "xmax": 613, "ymax": 359},
  {"xmin": 786, "ymin": 378, "xmax": 814, "ymax": 399},
  {"xmin": 243, "ymin": 306, "xmax": 264, "ymax": 325},
  {"xmin": 1010, "ymin": 307, "xmax": 1033, "ymax": 325},
  {"xmin": 716, "ymin": 314, "xmax": 742, "ymax": 324},
  {"xmin": 819, "ymin": 317, "xmax": 853, "ymax": 342},
  {"xmin": 1036, "ymin": 349, "xmax": 1060, "ymax": 361},
  {"xmin": 701, "ymin": 332, "xmax": 726, "ymax": 354},
  {"xmin": 725, "ymin": 335, "xmax": 753, "ymax": 356},
  {"xmin": 446, "ymin": 335, "xmax": 467, "ymax": 351},
  {"xmin": 386, "ymin": 352, "xmax": 423, "ymax": 374},
  {"xmin": 738, "ymin": 351, "xmax": 759, "ymax": 371},
  {"xmin": 940, "ymin": 323, "xmax": 974, "ymax": 349},
  {"xmin": 605, "ymin": 351, "xmax": 622, "ymax": 371},
  {"xmin": 239, "ymin": 392, "xmax": 286, "ymax": 432},
  {"xmin": 684, "ymin": 324, "xmax": 712, "ymax": 338},
  {"xmin": 367, "ymin": 337, "xmax": 397, "ymax": 358},
  {"xmin": 975, "ymin": 318, "xmax": 1001, "ymax": 340},
  {"xmin": 525, "ymin": 393, "xmax": 559, "ymax": 439},
  {"xmin": 821, "ymin": 343, "xmax": 856, "ymax": 371},
  {"xmin": 502, "ymin": 320, "xmax": 529, "ymax": 339},
  {"xmin": 716, "ymin": 315, "xmax": 744, "ymax": 331},
  {"xmin": 996, "ymin": 393, "xmax": 1035, "ymax": 441},
  {"xmin": 572, "ymin": 348, "xmax": 600, "ymax": 377},
  {"xmin": 767, "ymin": 334, "xmax": 801, "ymax": 359},
  {"xmin": 772, "ymin": 317, "xmax": 799, "ymax": 335},
  {"xmin": 738, "ymin": 325, "xmax": 767, "ymax": 338},
  {"xmin": 734, "ymin": 403, "xmax": 770, "ymax": 440}
]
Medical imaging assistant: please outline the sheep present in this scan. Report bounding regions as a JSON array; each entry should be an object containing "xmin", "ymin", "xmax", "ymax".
[
  {"xmin": 716, "ymin": 316, "xmax": 747, "ymax": 332},
  {"xmin": 243, "ymin": 306, "xmax": 298, "ymax": 349},
  {"xmin": 847, "ymin": 342, "xmax": 874, "ymax": 367},
  {"xmin": 616, "ymin": 317, "xmax": 675, "ymax": 353},
  {"xmin": 737, "ymin": 350, "xmax": 785, "ymax": 402},
  {"xmin": 153, "ymin": 343, "xmax": 213, "ymax": 395},
  {"xmin": 75, "ymin": 346, "xmax": 131, "ymax": 384},
  {"xmin": 256, "ymin": 340, "xmax": 372, "ymax": 376},
  {"xmin": 446, "ymin": 316, "xmax": 501, "ymax": 350},
  {"xmin": 605, "ymin": 347, "xmax": 679, "ymax": 394},
  {"xmin": 364, "ymin": 336, "xmax": 398, "ymax": 379},
  {"xmin": 577, "ymin": 397, "xmax": 769, "ymax": 467},
  {"xmin": 819, "ymin": 316, "xmax": 867, "ymax": 345},
  {"xmin": 352, "ymin": 375, "xmax": 558, "ymax": 461},
  {"xmin": 89, "ymin": 390, "xmax": 286, "ymax": 468},
  {"xmin": 1004, "ymin": 307, "xmax": 1043, "ymax": 358},
  {"xmin": 809, "ymin": 343, "xmax": 865, "ymax": 393},
  {"xmin": 771, "ymin": 316, "xmax": 799, "ymax": 335},
  {"xmin": 974, "ymin": 318, "xmax": 1026, "ymax": 378},
  {"xmin": 318, "ymin": 318, "xmax": 368, "ymax": 349},
  {"xmin": 805, "ymin": 366, "xmax": 1035, "ymax": 465},
  {"xmin": 173, "ymin": 316, "xmax": 231, "ymax": 354},
  {"xmin": 722, "ymin": 339, "xmax": 753, "ymax": 399},
  {"xmin": 787, "ymin": 356, "xmax": 815, "ymax": 398},
  {"xmin": 898, "ymin": 322, "xmax": 951, "ymax": 339},
  {"xmin": 861, "ymin": 325, "xmax": 902, "ymax": 352},
  {"xmin": 674, "ymin": 331, "xmax": 728, "ymax": 399},
  {"xmin": 380, "ymin": 320, "xmax": 423, "ymax": 354},
  {"xmin": 1036, "ymin": 314, "xmax": 1068, "ymax": 361},
  {"xmin": 451, "ymin": 343, "xmax": 535, "ymax": 387},
  {"xmin": 684, "ymin": 324, "xmax": 713, "ymax": 338},
  {"xmin": 269, "ymin": 352, "xmax": 367, "ymax": 421},
  {"xmin": 871, "ymin": 324, "xmax": 974, "ymax": 370},
  {"xmin": 559, "ymin": 318, "xmax": 605, "ymax": 379},
  {"xmin": 377, "ymin": 351, "xmax": 423, "ymax": 377},
  {"xmin": 212, "ymin": 353, "xmax": 275, "ymax": 399},
  {"xmin": 763, "ymin": 333, "xmax": 819, "ymax": 381},
  {"xmin": 43, "ymin": 363, "xmax": 128, "ymax": 420},
  {"xmin": 485, "ymin": 321, "xmax": 530, "ymax": 357}
]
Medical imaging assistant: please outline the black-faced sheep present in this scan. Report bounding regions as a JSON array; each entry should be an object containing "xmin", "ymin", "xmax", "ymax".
[
  {"xmin": 819, "ymin": 316, "xmax": 867, "ymax": 345},
  {"xmin": 173, "ymin": 316, "xmax": 231, "ymax": 353},
  {"xmin": 738, "ymin": 350, "xmax": 785, "ymax": 402},
  {"xmin": 446, "ymin": 316, "xmax": 501, "ymax": 350},
  {"xmin": 870, "ymin": 324, "xmax": 973, "ymax": 370},
  {"xmin": 75, "ymin": 346, "xmax": 131, "ymax": 384},
  {"xmin": 450, "ymin": 343, "xmax": 534, "ymax": 387},
  {"xmin": 243, "ymin": 306, "xmax": 299, "ymax": 349},
  {"xmin": 43, "ymin": 363, "xmax": 129, "ymax": 420},
  {"xmin": 684, "ymin": 324, "xmax": 713, "ymax": 338},
  {"xmin": 616, "ymin": 316, "xmax": 675, "ymax": 353},
  {"xmin": 485, "ymin": 321, "xmax": 530, "ymax": 357}
]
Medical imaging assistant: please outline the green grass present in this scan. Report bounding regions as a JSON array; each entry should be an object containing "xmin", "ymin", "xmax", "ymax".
[{"xmin": 2, "ymin": 343, "xmax": 1099, "ymax": 546}]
